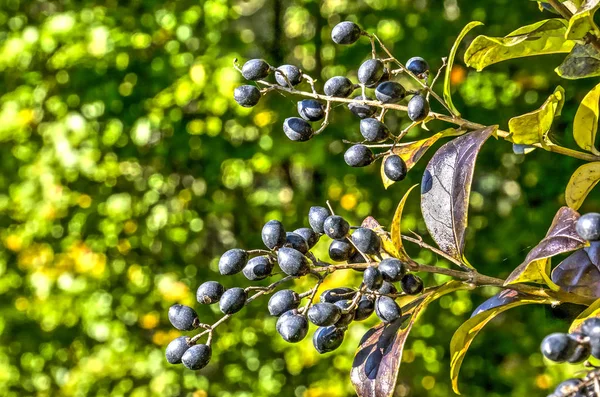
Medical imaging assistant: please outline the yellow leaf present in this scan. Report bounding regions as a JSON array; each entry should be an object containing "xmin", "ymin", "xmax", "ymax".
[
  {"xmin": 574, "ymin": 82, "xmax": 600, "ymax": 155},
  {"xmin": 565, "ymin": 162, "xmax": 600, "ymax": 210},
  {"xmin": 570, "ymin": 297, "xmax": 600, "ymax": 333},
  {"xmin": 465, "ymin": 19, "xmax": 575, "ymax": 71},
  {"xmin": 390, "ymin": 184, "xmax": 418, "ymax": 263},
  {"xmin": 566, "ymin": 0, "xmax": 600, "ymax": 40},
  {"xmin": 507, "ymin": 86, "xmax": 564, "ymax": 146}
]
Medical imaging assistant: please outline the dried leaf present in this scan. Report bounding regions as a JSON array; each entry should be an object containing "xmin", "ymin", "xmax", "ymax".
[
  {"xmin": 390, "ymin": 185, "xmax": 418, "ymax": 263},
  {"xmin": 552, "ymin": 242, "xmax": 600, "ymax": 298},
  {"xmin": 566, "ymin": 0, "xmax": 600, "ymax": 40},
  {"xmin": 464, "ymin": 19, "xmax": 575, "ymax": 71},
  {"xmin": 505, "ymin": 206, "xmax": 586, "ymax": 286},
  {"xmin": 450, "ymin": 293, "xmax": 551, "ymax": 394},
  {"xmin": 507, "ymin": 86, "xmax": 565, "ymax": 146},
  {"xmin": 351, "ymin": 281, "xmax": 466, "ymax": 397},
  {"xmin": 381, "ymin": 128, "xmax": 461, "ymax": 189},
  {"xmin": 556, "ymin": 43, "xmax": 600, "ymax": 79},
  {"xmin": 421, "ymin": 126, "xmax": 497, "ymax": 268},
  {"xmin": 362, "ymin": 216, "xmax": 399, "ymax": 258},
  {"xmin": 573, "ymin": 83, "xmax": 600, "ymax": 156},
  {"xmin": 444, "ymin": 21, "xmax": 484, "ymax": 117},
  {"xmin": 565, "ymin": 162, "xmax": 600, "ymax": 210}
]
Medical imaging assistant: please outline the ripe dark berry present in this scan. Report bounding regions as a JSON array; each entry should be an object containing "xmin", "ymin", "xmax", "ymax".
[
  {"xmin": 359, "ymin": 118, "xmax": 390, "ymax": 142},
  {"xmin": 219, "ymin": 287, "xmax": 247, "ymax": 314},
  {"xmin": 297, "ymin": 99, "xmax": 325, "ymax": 122},
  {"xmin": 379, "ymin": 258, "xmax": 407, "ymax": 282},
  {"xmin": 355, "ymin": 297, "xmax": 375, "ymax": 321},
  {"xmin": 553, "ymin": 378, "xmax": 584, "ymax": 397},
  {"xmin": 384, "ymin": 155, "xmax": 408, "ymax": 182},
  {"xmin": 320, "ymin": 287, "xmax": 356, "ymax": 303},
  {"xmin": 275, "ymin": 64, "xmax": 302, "ymax": 86},
  {"xmin": 348, "ymin": 96, "xmax": 376, "ymax": 119},
  {"xmin": 363, "ymin": 266, "xmax": 384, "ymax": 290},
  {"xmin": 277, "ymin": 247, "xmax": 310, "ymax": 276},
  {"xmin": 268, "ymin": 289, "xmax": 301, "ymax": 316},
  {"xmin": 576, "ymin": 213, "xmax": 600, "ymax": 241},
  {"xmin": 166, "ymin": 336, "xmax": 191, "ymax": 364},
  {"xmin": 309, "ymin": 206, "xmax": 330, "ymax": 234},
  {"xmin": 366, "ymin": 67, "xmax": 389, "ymax": 88},
  {"xmin": 242, "ymin": 256, "xmax": 273, "ymax": 281},
  {"xmin": 234, "ymin": 85, "xmax": 261, "ymax": 107},
  {"xmin": 406, "ymin": 57, "xmax": 429, "ymax": 76},
  {"xmin": 407, "ymin": 94, "xmax": 430, "ymax": 122},
  {"xmin": 378, "ymin": 281, "xmax": 398, "ymax": 295},
  {"xmin": 262, "ymin": 220, "xmax": 286, "ymax": 250},
  {"xmin": 197, "ymin": 281, "xmax": 225, "ymax": 304},
  {"xmin": 323, "ymin": 215, "xmax": 350, "ymax": 239},
  {"xmin": 168, "ymin": 304, "xmax": 199, "ymax": 331},
  {"xmin": 329, "ymin": 239, "xmax": 355, "ymax": 261},
  {"xmin": 324, "ymin": 76, "xmax": 355, "ymax": 98},
  {"xmin": 375, "ymin": 81, "xmax": 406, "ymax": 103},
  {"xmin": 307, "ymin": 302, "xmax": 342, "ymax": 326},
  {"xmin": 344, "ymin": 144, "xmax": 375, "ymax": 167},
  {"xmin": 401, "ymin": 274, "xmax": 424, "ymax": 295},
  {"xmin": 347, "ymin": 251, "xmax": 366, "ymax": 264},
  {"xmin": 590, "ymin": 336, "xmax": 600, "ymax": 359},
  {"xmin": 334, "ymin": 299, "xmax": 356, "ymax": 327},
  {"xmin": 566, "ymin": 333, "xmax": 591, "ymax": 363},
  {"xmin": 358, "ymin": 59, "xmax": 384, "ymax": 86},
  {"xmin": 541, "ymin": 333, "xmax": 577, "ymax": 362},
  {"xmin": 313, "ymin": 326, "xmax": 346, "ymax": 353},
  {"xmin": 181, "ymin": 344, "xmax": 212, "ymax": 370},
  {"xmin": 276, "ymin": 310, "xmax": 308, "ymax": 343},
  {"xmin": 375, "ymin": 296, "xmax": 402, "ymax": 322},
  {"xmin": 294, "ymin": 228, "xmax": 319, "ymax": 249},
  {"xmin": 285, "ymin": 232, "xmax": 309, "ymax": 254},
  {"xmin": 582, "ymin": 317, "xmax": 600, "ymax": 338},
  {"xmin": 218, "ymin": 248, "xmax": 248, "ymax": 275},
  {"xmin": 351, "ymin": 227, "xmax": 381, "ymax": 254},
  {"xmin": 331, "ymin": 21, "xmax": 362, "ymax": 45},
  {"xmin": 241, "ymin": 59, "xmax": 270, "ymax": 80},
  {"xmin": 283, "ymin": 117, "xmax": 314, "ymax": 142}
]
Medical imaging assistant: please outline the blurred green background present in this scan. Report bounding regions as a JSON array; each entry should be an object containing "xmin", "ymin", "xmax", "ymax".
[{"xmin": 0, "ymin": 0, "xmax": 599, "ymax": 396}]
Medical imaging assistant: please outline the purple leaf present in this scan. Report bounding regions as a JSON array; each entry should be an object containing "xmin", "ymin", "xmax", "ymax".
[
  {"xmin": 351, "ymin": 281, "xmax": 465, "ymax": 397},
  {"xmin": 505, "ymin": 206, "xmax": 586, "ymax": 286},
  {"xmin": 552, "ymin": 241, "xmax": 600, "ymax": 298},
  {"xmin": 421, "ymin": 126, "xmax": 497, "ymax": 268}
]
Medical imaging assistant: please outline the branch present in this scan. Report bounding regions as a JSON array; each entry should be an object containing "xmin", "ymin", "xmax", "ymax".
[{"xmin": 255, "ymin": 79, "xmax": 600, "ymax": 162}]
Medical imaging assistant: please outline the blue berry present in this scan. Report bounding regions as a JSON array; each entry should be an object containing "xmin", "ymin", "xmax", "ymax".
[
  {"xmin": 168, "ymin": 304, "xmax": 199, "ymax": 331},
  {"xmin": 181, "ymin": 344, "xmax": 212, "ymax": 370},
  {"xmin": 218, "ymin": 249, "xmax": 248, "ymax": 275},
  {"xmin": 331, "ymin": 21, "xmax": 362, "ymax": 45},
  {"xmin": 196, "ymin": 281, "xmax": 225, "ymax": 304},
  {"xmin": 165, "ymin": 336, "xmax": 191, "ymax": 364}
]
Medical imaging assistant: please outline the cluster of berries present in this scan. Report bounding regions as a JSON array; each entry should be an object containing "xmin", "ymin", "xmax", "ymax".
[
  {"xmin": 541, "ymin": 317, "xmax": 600, "ymax": 396},
  {"xmin": 164, "ymin": 204, "xmax": 425, "ymax": 368},
  {"xmin": 233, "ymin": 20, "xmax": 434, "ymax": 183}
]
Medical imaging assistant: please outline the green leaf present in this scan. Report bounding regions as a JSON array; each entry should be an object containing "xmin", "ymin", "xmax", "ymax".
[
  {"xmin": 464, "ymin": 19, "xmax": 575, "ymax": 71},
  {"xmin": 504, "ymin": 206, "xmax": 586, "ymax": 286},
  {"xmin": 421, "ymin": 126, "xmax": 497, "ymax": 268},
  {"xmin": 507, "ymin": 86, "xmax": 565, "ymax": 146},
  {"xmin": 352, "ymin": 281, "xmax": 467, "ymax": 397},
  {"xmin": 444, "ymin": 21, "xmax": 483, "ymax": 117},
  {"xmin": 391, "ymin": 184, "xmax": 418, "ymax": 262},
  {"xmin": 556, "ymin": 43, "xmax": 600, "ymax": 79},
  {"xmin": 566, "ymin": 0, "xmax": 600, "ymax": 40},
  {"xmin": 565, "ymin": 162, "xmax": 600, "ymax": 210},
  {"xmin": 450, "ymin": 293, "xmax": 551, "ymax": 394},
  {"xmin": 573, "ymin": 82, "xmax": 600, "ymax": 155},
  {"xmin": 381, "ymin": 128, "xmax": 462, "ymax": 189}
]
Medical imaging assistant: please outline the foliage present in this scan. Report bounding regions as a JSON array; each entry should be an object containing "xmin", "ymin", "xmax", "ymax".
[{"xmin": 2, "ymin": 1, "xmax": 600, "ymax": 397}]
